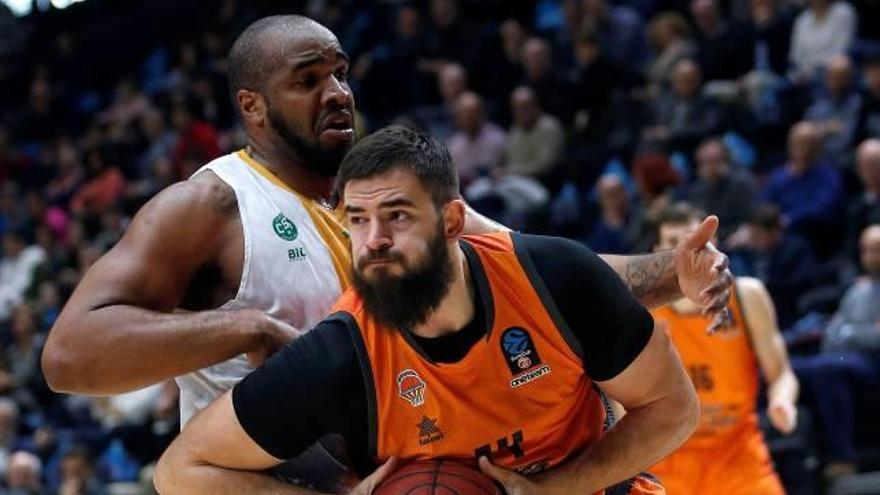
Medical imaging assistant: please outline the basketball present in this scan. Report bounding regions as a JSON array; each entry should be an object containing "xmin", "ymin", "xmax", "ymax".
[{"xmin": 374, "ymin": 459, "xmax": 502, "ymax": 495}]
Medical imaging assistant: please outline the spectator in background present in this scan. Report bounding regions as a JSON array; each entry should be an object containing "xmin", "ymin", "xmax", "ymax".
[
  {"xmin": 570, "ymin": 27, "xmax": 634, "ymax": 161},
  {"xmin": 58, "ymin": 447, "xmax": 106, "ymax": 495},
  {"xmin": 484, "ymin": 18, "xmax": 527, "ymax": 112},
  {"xmin": 99, "ymin": 79, "xmax": 153, "ymax": 128},
  {"xmin": 805, "ymin": 54, "xmax": 863, "ymax": 166},
  {"xmin": 580, "ymin": 0, "xmax": 648, "ymax": 74},
  {"xmin": 0, "ymin": 399, "xmax": 21, "ymax": 478},
  {"xmin": 627, "ymin": 152, "xmax": 682, "ymax": 252},
  {"xmin": 745, "ymin": 204, "xmax": 822, "ymax": 328},
  {"xmin": 0, "ymin": 229, "xmax": 46, "ymax": 322},
  {"xmin": 520, "ymin": 37, "xmax": 575, "ymax": 125},
  {"xmin": 5, "ymin": 450, "xmax": 43, "ymax": 495},
  {"xmin": 136, "ymin": 110, "xmax": 177, "ymax": 176},
  {"xmin": 788, "ymin": 0, "xmax": 856, "ymax": 82},
  {"xmin": 447, "ymin": 91, "xmax": 507, "ymax": 186},
  {"xmin": 792, "ymin": 224, "xmax": 880, "ymax": 480},
  {"xmin": 857, "ymin": 54, "xmax": 880, "ymax": 141},
  {"xmin": 69, "ymin": 147, "xmax": 126, "ymax": 216},
  {"xmin": 412, "ymin": 63, "xmax": 469, "ymax": 141},
  {"xmin": 687, "ymin": 137, "xmax": 758, "ymax": 240},
  {"xmin": 761, "ymin": 121, "xmax": 843, "ymax": 257},
  {"xmin": 690, "ymin": 0, "xmax": 751, "ymax": 81},
  {"xmin": 845, "ymin": 139, "xmax": 880, "ymax": 266},
  {"xmin": 169, "ymin": 97, "xmax": 220, "ymax": 180},
  {"xmin": 645, "ymin": 12, "xmax": 697, "ymax": 89},
  {"xmin": 504, "ymin": 86, "xmax": 564, "ymax": 182},
  {"xmin": 643, "ymin": 59, "xmax": 721, "ymax": 154},
  {"xmin": 585, "ymin": 174, "xmax": 633, "ymax": 253},
  {"xmin": 4, "ymin": 304, "xmax": 47, "ymax": 412},
  {"xmin": 423, "ymin": 0, "xmax": 481, "ymax": 80},
  {"xmin": 45, "ymin": 140, "xmax": 84, "ymax": 209},
  {"xmin": 10, "ymin": 78, "xmax": 61, "ymax": 144},
  {"xmin": 744, "ymin": 0, "xmax": 794, "ymax": 76}
]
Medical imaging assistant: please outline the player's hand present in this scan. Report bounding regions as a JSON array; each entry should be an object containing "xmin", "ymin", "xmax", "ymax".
[
  {"xmin": 244, "ymin": 311, "xmax": 301, "ymax": 367},
  {"xmin": 349, "ymin": 457, "xmax": 397, "ymax": 495},
  {"xmin": 479, "ymin": 457, "xmax": 542, "ymax": 495},
  {"xmin": 674, "ymin": 215, "xmax": 734, "ymax": 333},
  {"xmin": 768, "ymin": 400, "xmax": 797, "ymax": 434}
]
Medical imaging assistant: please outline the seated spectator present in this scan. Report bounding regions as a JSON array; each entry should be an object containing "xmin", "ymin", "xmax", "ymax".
[
  {"xmin": 627, "ymin": 152, "xmax": 682, "ymax": 252},
  {"xmin": 0, "ymin": 399, "xmax": 21, "ymax": 478},
  {"xmin": 687, "ymin": 137, "xmax": 758, "ymax": 240},
  {"xmin": 846, "ymin": 139, "xmax": 880, "ymax": 267},
  {"xmin": 643, "ymin": 59, "xmax": 722, "ymax": 154},
  {"xmin": 744, "ymin": 0, "xmax": 795, "ymax": 76},
  {"xmin": 584, "ymin": 174, "xmax": 633, "ymax": 254},
  {"xmin": 520, "ymin": 37, "xmax": 575, "ymax": 125},
  {"xmin": 805, "ymin": 54, "xmax": 863, "ymax": 166},
  {"xmin": 580, "ymin": 0, "xmax": 648, "ymax": 75},
  {"xmin": 792, "ymin": 224, "xmax": 880, "ymax": 480},
  {"xmin": 69, "ymin": 147, "xmax": 126, "ymax": 216},
  {"xmin": 745, "ymin": 204, "xmax": 822, "ymax": 328},
  {"xmin": 645, "ymin": 12, "xmax": 697, "ymax": 89},
  {"xmin": 761, "ymin": 121, "xmax": 844, "ymax": 257},
  {"xmin": 788, "ymin": 0, "xmax": 856, "ymax": 82},
  {"xmin": 45, "ymin": 140, "xmax": 84, "ymax": 209},
  {"xmin": 169, "ymin": 98, "xmax": 220, "ymax": 180},
  {"xmin": 59, "ymin": 446, "xmax": 107, "ymax": 495},
  {"xmin": 0, "ymin": 229, "xmax": 46, "ymax": 321},
  {"xmin": 857, "ymin": 53, "xmax": 880, "ymax": 141},
  {"xmin": 504, "ymin": 86, "xmax": 564, "ymax": 181},
  {"xmin": 446, "ymin": 92, "xmax": 507, "ymax": 186},
  {"xmin": 569, "ymin": 27, "xmax": 635, "ymax": 160},
  {"xmin": 5, "ymin": 450, "xmax": 43, "ymax": 494},
  {"xmin": 411, "ymin": 63, "xmax": 469, "ymax": 141},
  {"xmin": 690, "ymin": 0, "xmax": 751, "ymax": 81}
]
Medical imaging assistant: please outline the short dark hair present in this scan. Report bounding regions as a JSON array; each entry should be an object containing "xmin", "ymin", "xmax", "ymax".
[
  {"xmin": 336, "ymin": 126, "xmax": 460, "ymax": 207},
  {"xmin": 227, "ymin": 15, "xmax": 322, "ymax": 109},
  {"xmin": 749, "ymin": 203, "xmax": 782, "ymax": 231},
  {"xmin": 658, "ymin": 202, "xmax": 704, "ymax": 228}
]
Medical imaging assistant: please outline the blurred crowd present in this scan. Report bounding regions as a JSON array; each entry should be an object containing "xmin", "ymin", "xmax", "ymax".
[{"xmin": 1, "ymin": 0, "xmax": 880, "ymax": 492}]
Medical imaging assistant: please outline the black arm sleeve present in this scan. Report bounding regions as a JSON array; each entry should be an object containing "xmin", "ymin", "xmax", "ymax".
[
  {"xmin": 231, "ymin": 319, "xmax": 368, "ymax": 460},
  {"xmin": 517, "ymin": 234, "xmax": 654, "ymax": 382}
]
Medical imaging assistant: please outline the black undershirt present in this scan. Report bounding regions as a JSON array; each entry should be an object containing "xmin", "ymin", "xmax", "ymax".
[{"xmin": 233, "ymin": 234, "xmax": 653, "ymax": 474}]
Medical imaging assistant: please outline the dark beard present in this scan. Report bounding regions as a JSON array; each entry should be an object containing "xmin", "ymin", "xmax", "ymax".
[
  {"xmin": 352, "ymin": 222, "xmax": 455, "ymax": 331},
  {"xmin": 266, "ymin": 105, "xmax": 349, "ymax": 177}
]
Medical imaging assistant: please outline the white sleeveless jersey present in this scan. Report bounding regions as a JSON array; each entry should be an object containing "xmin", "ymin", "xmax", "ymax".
[{"xmin": 176, "ymin": 150, "xmax": 351, "ymax": 425}]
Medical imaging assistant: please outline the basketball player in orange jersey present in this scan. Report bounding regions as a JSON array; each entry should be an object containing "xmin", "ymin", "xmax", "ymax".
[
  {"xmin": 648, "ymin": 203, "xmax": 799, "ymax": 495},
  {"xmin": 154, "ymin": 126, "xmax": 705, "ymax": 494}
]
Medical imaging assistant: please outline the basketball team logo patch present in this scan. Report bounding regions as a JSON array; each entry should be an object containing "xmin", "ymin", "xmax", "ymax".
[
  {"xmin": 272, "ymin": 213, "xmax": 298, "ymax": 241},
  {"xmin": 501, "ymin": 327, "xmax": 551, "ymax": 388},
  {"xmin": 397, "ymin": 369, "xmax": 427, "ymax": 407}
]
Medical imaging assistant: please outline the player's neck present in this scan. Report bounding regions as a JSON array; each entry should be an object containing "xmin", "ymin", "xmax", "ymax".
[
  {"xmin": 670, "ymin": 297, "xmax": 702, "ymax": 314},
  {"xmin": 412, "ymin": 246, "xmax": 475, "ymax": 339},
  {"xmin": 245, "ymin": 143, "xmax": 335, "ymax": 203}
]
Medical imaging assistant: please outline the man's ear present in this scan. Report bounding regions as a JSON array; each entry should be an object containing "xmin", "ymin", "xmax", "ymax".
[
  {"xmin": 237, "ymin": 89, "xmax": 267, "ymax": 128},
  {"xmin": 443, "ymin": 199, "xmax": 467, "ymax": 239}
]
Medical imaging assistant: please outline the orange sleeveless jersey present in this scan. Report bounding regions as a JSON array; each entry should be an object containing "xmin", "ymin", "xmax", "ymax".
[
  {"xmin": 330, "ymin": 232, "xmax": 605, "ymax": 476},
  {"xmin": 650, "ymin": 284, "xmax": 759, "ymax": 445}
]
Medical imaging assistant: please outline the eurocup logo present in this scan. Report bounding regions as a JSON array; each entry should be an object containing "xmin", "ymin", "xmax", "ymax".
[{"xmin": 397, "ymin": 369, "xmax": 426, "ymax": 407}]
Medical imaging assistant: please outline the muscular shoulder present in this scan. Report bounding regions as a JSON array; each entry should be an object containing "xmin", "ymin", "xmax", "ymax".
[{"xmin": 163, "ymin": 171, "xmax": 238, "ymax": 217}]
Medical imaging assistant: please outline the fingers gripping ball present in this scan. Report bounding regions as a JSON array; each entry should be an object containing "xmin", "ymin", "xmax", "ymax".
[{"xmin": 374, "ymin": 459, "xmax": 502, "ymax": 495}]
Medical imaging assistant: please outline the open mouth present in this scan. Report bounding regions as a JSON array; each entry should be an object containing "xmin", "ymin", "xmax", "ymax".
[{"xmin": 320, "ymin": 111, "xmax": 354, "ymax": 134}]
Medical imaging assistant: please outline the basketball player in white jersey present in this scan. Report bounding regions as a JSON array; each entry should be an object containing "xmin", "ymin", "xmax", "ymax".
[{"xmin": 41, "ymin": 14, "xmax": 732, "ymax": 490}]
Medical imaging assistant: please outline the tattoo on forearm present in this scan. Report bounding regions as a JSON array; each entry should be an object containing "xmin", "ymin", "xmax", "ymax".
[{"xmin": 624, "ymin": 251, "xmax": 679, "ymax": 306}]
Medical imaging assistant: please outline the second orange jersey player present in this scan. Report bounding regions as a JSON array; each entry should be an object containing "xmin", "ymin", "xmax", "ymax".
[{"xmin": 649, "ymin": 203, "xmax": 799, "ymax": 495}]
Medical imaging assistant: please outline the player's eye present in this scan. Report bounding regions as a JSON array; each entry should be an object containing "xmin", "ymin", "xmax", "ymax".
[
  {"xmin": 349, "ymin": 216, "xmax": 366, "ymax": 225},
  {"xmin": 297, "ymin": 73, "xmax": 318, "ymax": 89},
  {"xmin": 335, "ymin": 68, "xmax": 349, "ymax": 83},
  {"xmin": 391, "ymin": 211, "xmax": 409, "ymax": 222}
]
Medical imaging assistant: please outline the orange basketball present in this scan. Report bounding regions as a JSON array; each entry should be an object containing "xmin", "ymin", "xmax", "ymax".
[{"xmin": 374, "ymin": 459, "xmax": 502, "ymax": 495}]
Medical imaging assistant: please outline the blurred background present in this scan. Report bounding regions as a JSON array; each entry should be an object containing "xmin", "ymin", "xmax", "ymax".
[{"xmin": 0, "ymin": 0, "xmax": 879, "ymax": 493}]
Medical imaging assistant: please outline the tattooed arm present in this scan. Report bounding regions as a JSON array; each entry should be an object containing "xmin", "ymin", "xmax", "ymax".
[
  {"xmin": 600, "ymin": 251, "xmax": 679, "ymax": 308},
  {"xmin": 601, "ymin": 217, "xmax": 733, "ymax": 332}
]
